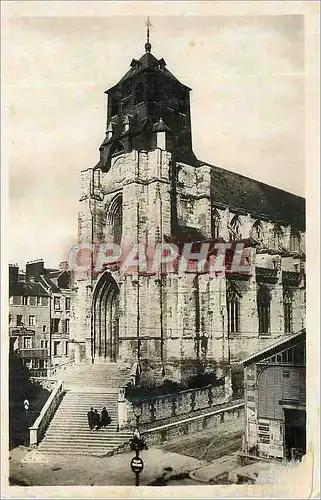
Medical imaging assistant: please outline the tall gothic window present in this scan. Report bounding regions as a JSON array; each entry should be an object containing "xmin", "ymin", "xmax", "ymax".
[
  {"xmin": 252, "ymin": 220, "xmax": 263, "ymax": 243},
  {"xmin": 290, "ymin": 229, "xmax": 301, "ymax": 252},
  {"xmin": 212, "ymin": 209, "xmax": 221, "ymax": 239},
  {"xmin": 227, "ymin": 284, "xmax": 240, "ymax": 334},
  {"xmin": 229, "ymin": 215, "xmax": 242, "ymax": 241},
  {"xmin": 257, "ymin": 285, "xmax": 271, "ymax": 334},
  {"xmin": 283, "ymin": 289, "xmax": 293, "ymax": 333},
  {"xmin": 108, "ymin": 195, "xmax": 123, "ymax": 245}
]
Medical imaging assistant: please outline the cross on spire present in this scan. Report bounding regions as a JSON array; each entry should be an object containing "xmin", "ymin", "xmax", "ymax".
[{"xmin": 145, "ymin": 17, "xmax": 152, "ymax": 52}]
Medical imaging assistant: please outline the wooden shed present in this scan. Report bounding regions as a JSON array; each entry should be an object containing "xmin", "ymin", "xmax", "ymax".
[{"xmin": 241, "ymin": 329, "xmax": 306, "ymax": 461}]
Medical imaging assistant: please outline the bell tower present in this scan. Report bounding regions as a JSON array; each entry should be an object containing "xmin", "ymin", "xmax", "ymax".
[{"xmin": 99, "ymin": 18, "xmax": 198, "ymax": 172}]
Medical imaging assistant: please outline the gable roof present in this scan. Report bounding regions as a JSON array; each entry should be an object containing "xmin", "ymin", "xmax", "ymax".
[
  {"xmin": 240, "ymin": 329, "xmax": 306, "ymax": 366},
  {"xmin": 202, "ymin": 162, "xmax": 305, "ymax": 231}
]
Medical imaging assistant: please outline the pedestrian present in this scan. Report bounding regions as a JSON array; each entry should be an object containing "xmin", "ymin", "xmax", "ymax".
[
  {"xmin": 100, "ymin": 407, "xmax": 109, "ymax": 428},
  {"xmin": 93, "ymin": 409, "xmax": 100, "ymax": 430},
  {"xmin": 87, "ymin": 407, "xmax": 95, "ymax": 430}
]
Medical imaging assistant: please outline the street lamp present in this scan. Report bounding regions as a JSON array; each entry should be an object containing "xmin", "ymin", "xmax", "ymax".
[{"xmin": 130, "ymin": 403, "xmax": 147, "ymax": 486}]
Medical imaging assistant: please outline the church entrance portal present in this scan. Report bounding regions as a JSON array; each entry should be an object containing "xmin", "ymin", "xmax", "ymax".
[{"xmin": 92, "ymin": 272, "xmax": 120, "ymax": 362}]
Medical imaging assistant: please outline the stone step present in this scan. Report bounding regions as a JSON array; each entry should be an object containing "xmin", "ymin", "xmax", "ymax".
[
  {"xmin": 41, "ymin": 437, "xmax": 131, "ymax": 445},
  {"xmin": 37, "ymin": 449, "xmax": 116, "ymax": 456},
  {"xmin": 40, "ymin": 442, "xmax": 130, "ymax": 448},
  {"xmin": 54, "ymin": 403, "xmax": 118, "ymax": 417},
  {"xmin": 39, "ymin": 388, "xmax": 132, "ymax": 456}
]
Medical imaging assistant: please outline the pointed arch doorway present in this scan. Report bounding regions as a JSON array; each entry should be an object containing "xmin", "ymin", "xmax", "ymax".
[{"xmin": 92, "ymin": 272, "xmax": 120, "ymax": 362}]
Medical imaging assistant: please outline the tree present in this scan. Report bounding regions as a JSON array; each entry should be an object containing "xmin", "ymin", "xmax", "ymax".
[{"xmin": 9, "ymin": 352, "xmax": 50, "ymax": 449}]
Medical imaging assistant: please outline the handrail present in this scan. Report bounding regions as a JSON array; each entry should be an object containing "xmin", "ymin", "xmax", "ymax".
[
  {"xmin": 29, "ymin": 381, "xmax": 63, "ymax": 447},
  {"xmin": 47, "ymin": 359, "xmax": 75, "ymax": 376}
]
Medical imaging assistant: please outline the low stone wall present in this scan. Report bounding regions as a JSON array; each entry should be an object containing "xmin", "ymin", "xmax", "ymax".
[
  {"xmin": 142, "ymin": 402, "xmax": 244, "ymax": 446},
  {"xmin": 137, "ymin": 382, "xmax": 228, "ymax": 425},
  {"xmin": 29, "ymin": 381, "xmax": 64, "ymax": 447},
  {"xmin": 30, "ymin": 377, "xmax": 59, "ymax": 392}
]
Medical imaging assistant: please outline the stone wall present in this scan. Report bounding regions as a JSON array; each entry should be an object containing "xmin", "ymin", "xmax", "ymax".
[
  {"xmin": 142, "ymin": 402, "xmax": 244, "ymax": 446},
  {"xmin": 134, "ymin": 381, "xmax": 228, "ymax": 426}
]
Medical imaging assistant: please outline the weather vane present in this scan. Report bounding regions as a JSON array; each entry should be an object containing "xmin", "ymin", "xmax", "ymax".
[{"xmin": 145, "ymin": 17, "xmax": 152, "ymax": 52}]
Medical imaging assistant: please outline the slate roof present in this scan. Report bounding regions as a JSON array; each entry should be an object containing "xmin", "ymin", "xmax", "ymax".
[
  {"xmin": 9, "ymin": 281, "xmax": 50, "ymax": 297},
  {"xmin": 107, "ymin": 51, "xmax": 190, "ymax": 93},
  {"xmin": 202, "ymin": 162, "xmax": 305, "ymax": 231},
  {"xmin": 39, "ymin": 275, "xmax": 61, "ymax": 294}
]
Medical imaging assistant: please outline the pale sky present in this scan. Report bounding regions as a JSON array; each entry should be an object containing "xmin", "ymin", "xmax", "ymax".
[{"xmin": 3, "ymin": 4, "xmax": 306, "ymax": 269}]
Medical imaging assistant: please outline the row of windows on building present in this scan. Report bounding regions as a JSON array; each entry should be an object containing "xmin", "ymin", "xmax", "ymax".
[
  {"xmin": 24, "ymin": 359, "xmax": 49, "ymax": 370},
  {"xmin": 10, "ymin": 314, "xmax": 70, "ymax": 333},
  {"xmin": 227, "ymin": 285, "xmax": 294, "ymax": 335},
  {"xmin": 22, "ymin": 338, "xmax": 68, "ymax": 356},
  {"xmin": 212, "ymin": 212, "xmax": 302, "ymax": 252},
  {"xmin": 10, "ymin": 295, "xmax": 71, "ymax": 310}
]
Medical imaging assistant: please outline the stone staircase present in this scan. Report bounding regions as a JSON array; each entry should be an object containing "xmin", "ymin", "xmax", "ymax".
[
  {"xmin": 37, "ymin": 363, "xmax": 134, "ymax": 456},
  {"xmin": 38, "ymin": 391, "xmax": 133, "ymax": 456},
  {"xmin": 59, "ymin": 362, "xmax": 133, "ymax": 390}
]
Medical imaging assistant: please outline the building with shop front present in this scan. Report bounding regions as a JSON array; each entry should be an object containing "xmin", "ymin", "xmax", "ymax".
[
  {"xmin": 9, "ymin": 260, "xmax": 71, "ymax": 375},
  {"xmin": 241, "ymin": 329, "xmax": 306, "ymax": 462},
  {"xmin": 70, "ymin": 30, "xmax": 306, "ymax": 384}
]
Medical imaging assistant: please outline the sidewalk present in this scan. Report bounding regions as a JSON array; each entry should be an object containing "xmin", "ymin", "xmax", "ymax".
[
  {"xmin": 189, "ymin": 452, "xmax": 239, "ymax": 483},
  {"xmin": 189, "ymin": 453, "xmax": 303, "ymax": 485},
  {"xmin": 9, "ymin": 446, "xmax": 206, "ymax": 486}
]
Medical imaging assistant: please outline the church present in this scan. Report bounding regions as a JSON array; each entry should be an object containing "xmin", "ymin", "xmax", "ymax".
[{"xmin": 70, "ymin": 25, "xmax": 306, "ymax": 384}]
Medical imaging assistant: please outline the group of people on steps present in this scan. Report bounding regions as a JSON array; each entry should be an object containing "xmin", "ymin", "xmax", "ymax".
[{"xmin": 87, "ymin": 407, "xmax": 111, "ymax": 430}]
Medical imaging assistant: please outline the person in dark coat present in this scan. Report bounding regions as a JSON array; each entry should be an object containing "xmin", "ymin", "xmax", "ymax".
[
  {"xmin": 100, "ymin": 407, "xmax": 110, "ymax": 428},
  {"xmin": 87, "ymin": 407, "xmax": 95, "ymax": 430},
  {"xmin": 93, "ymin": 409, "xmax": 100, "ymax": 430}
]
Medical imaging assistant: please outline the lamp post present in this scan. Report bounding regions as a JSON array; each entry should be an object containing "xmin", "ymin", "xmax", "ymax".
[{"xmin": 130, "ymin": 403, "xmax": 147, "ymax": 486}]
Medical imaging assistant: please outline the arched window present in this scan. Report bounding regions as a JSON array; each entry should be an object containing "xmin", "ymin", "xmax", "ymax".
[
  {"xmin": 272, "ymin": 224, "xmax": 284, "ymax": 250},
  {"xmin": 212, "ymin": 209, "xmax": 221, "ymax": 239},
  {"xmin": 229, "ymin": 215, "xmax": 242, "ymax": 241},
  {"xmin": 283, "ymin": 289, "xmax": 293, "ymax": 333},
  {"xmin": 290, "ymin": 229, "xmax": 301, "ymax": 252},
  {"xmin": 257, "ymin": 285, "xmax": 271, "ymax": 334},
  {"xmin": 108, "ymin": 195, "xmax": 123, "ymax": 245},
  {"xmin": 134, "ymin": 83, "xmax": 144, "ymax": 105},
  {"xmin": 227, "ymin": 284, "xmax": 240, "ymax": 334},
  {"xmin": 252, "ymin": 220, "xmax": 263, "ymax": 243}
]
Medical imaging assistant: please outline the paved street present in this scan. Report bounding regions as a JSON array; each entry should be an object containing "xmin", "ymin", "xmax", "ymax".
[
  {"xmin": 9, "ymin": 418, "xmax": 243, "ymax": 487},
  {"xmin": 9, "ymin": 446, "xmax": 206, "ymax": 486}
]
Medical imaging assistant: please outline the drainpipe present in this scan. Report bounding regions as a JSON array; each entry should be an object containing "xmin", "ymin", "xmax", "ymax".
[
  {"xmin": 49, "ymin": 290, "xmax": 52, "ymax": 375},
  {"xmin": 158, "ymin": 183, "xmax": 165, "ymax": 377},
  {"xmin": 89, "ymin": 168, "xmax": 95, "ymax": 364},
  {"xmin": 136, "ymin": 200, "xmax": 141, "ymax": 378},
  {"xmin": 194, "ymin": 274, "xmax": 200, "ymax": 360}
]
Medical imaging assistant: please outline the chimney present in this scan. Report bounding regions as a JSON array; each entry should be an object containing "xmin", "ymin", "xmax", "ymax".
[
  {"xmin": 26, "ymin": 259, "xmax": 45, "ymax": 281},
  {"xmin": 9, "ymin": 264, "xmax": 19, "ymax": 283}
]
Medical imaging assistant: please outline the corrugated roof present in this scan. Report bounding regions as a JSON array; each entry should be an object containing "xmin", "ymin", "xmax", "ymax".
[{"xmin": 239, "ymin": 329, "xmax": 306, "ymax": 366}]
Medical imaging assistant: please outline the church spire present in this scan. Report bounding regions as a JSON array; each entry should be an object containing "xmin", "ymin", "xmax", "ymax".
[{"xmin": 145, "ymin": 17, "xmax": 152, "ymax": 53}]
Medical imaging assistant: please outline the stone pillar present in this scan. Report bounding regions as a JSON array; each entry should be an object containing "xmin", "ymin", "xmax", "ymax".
[
  {"xmin": 74, "ymin": 342, "xmax": 81, "ymax": 364},
  {"xmin": 118, "ymin": 387, "xmax": 128, "ymax": 429}
]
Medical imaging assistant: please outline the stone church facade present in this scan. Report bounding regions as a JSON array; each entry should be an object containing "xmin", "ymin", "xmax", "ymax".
[{"xmin": 69, "ymin": 38, "xmax": 306, "ymax": 383}]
